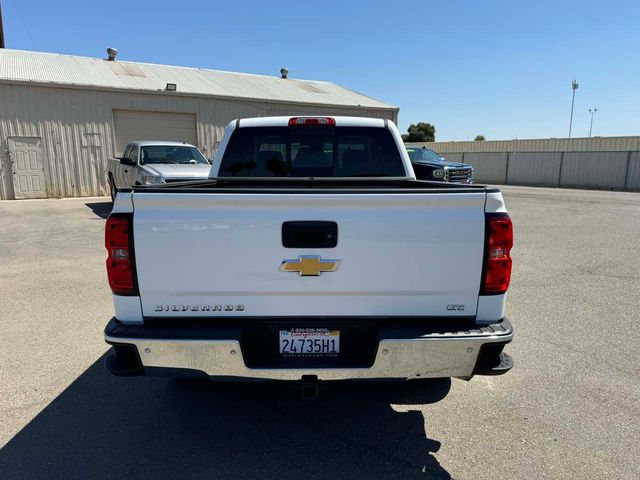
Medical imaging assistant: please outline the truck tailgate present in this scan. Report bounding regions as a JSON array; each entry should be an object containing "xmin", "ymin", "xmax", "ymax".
[{"xmin": 132, "ymin": 191, "xmax": 486, "ymax": 318}]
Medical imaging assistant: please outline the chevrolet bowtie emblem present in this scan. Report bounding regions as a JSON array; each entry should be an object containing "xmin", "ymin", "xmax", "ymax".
[{"xmin": 279, "ymin": 255, "xmax": 341, "ymax": 276}]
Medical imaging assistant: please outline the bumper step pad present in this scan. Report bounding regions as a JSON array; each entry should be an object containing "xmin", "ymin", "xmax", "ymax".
[{"xmin": 475, "ymin": 351, "xmax": 513, "ymax": 376}]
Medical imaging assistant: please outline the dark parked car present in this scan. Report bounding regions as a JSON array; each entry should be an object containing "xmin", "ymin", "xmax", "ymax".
[{"xmin": 406, "ymin": 147, "xmax": 475, "ymax": 183}]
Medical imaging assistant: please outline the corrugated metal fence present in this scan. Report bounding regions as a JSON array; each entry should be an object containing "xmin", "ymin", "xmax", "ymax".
[
  {"xmin": 407, "ymin": 140, "xmax": 640, "ymax": 191},
  {"xmin": 414, "ymin": 136, "xmax": 640, "ymax": 153}
]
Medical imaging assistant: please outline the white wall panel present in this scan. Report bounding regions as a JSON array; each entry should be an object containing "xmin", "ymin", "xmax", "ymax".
[
  {"xmin": 560, "ymin": 152, "xmax": 628, "ymax": 189},
  {"xmin": 463, "ymin": 153, "xmax": 508, "ymax": 184},
  {"xmin": 626, "ymin": 152, "xmax": 640, "ymax": 191},
  {"xmin": 507, "ymin": 152, "xmax": 562, "ymax": 186},
  {"xmin": 407, "ymin": 140, "xmax": 640, "ymax": 191},
  {"xmin": 0, "ymin": 84, "xmax": 396, "ymax": 199},
  {"xmin": 409, "ymin": 136, "xmax": 640, "ymax": 153}
]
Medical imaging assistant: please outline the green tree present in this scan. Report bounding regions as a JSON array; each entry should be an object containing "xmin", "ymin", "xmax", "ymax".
[
  {"xmin": 474, "ymin": 135, "xmax": 486, "ymax": 141},
  {"xmin": 402, "ymin": 122, "xmax": 436, "ymax": 142}
]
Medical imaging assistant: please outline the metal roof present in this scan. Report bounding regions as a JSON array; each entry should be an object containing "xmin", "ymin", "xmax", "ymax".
[{"xmin": 0, "ymin": 49, "xmax": 396, "ymax": 110}]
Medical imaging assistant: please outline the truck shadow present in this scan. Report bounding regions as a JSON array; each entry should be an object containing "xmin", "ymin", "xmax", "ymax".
[
  {"xmin": 0, "ymin": 355, "xmax": 452, "ymax": 479},
  {"xmin": 84, "ymin": 201, "xmax": 112, "ymax": 219}
]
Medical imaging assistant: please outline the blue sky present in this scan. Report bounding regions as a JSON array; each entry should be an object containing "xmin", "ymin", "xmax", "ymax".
[{"xmin": 2, "ymin": 0, "xmax": 639, "ymax": 141}]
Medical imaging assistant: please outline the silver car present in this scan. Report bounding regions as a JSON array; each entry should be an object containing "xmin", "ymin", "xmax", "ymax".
[{"xmin": 107, "ymin": 141, "xmax": 210, "ymax": 200}]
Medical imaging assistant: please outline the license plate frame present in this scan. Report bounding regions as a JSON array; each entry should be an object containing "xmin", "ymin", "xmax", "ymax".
[{"xmin": 279, "ymin": 328, "xmax": 340, "ymax": 357}]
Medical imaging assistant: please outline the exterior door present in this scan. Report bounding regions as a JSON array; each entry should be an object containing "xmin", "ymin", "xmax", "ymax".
[{"xmin": 8, "ymin": 137, "xmax": 46, "ymax": 199}]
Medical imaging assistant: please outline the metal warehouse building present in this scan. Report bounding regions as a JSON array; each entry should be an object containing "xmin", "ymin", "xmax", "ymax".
[{"xmin": 0, "ymin": 49, "xmax": 398, "ymax": 199}]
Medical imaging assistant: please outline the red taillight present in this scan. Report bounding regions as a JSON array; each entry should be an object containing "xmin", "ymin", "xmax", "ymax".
[
  {"xmin": 481, "ymin": 214, "xmax": 513, "ymax": 295},
  {"xmin": 288, "ymin": 117, "xmax": 336, "ymax": 126},
  {"xmin": 105, "ymin": 215, "xmax": 138, "ymax": 295}
]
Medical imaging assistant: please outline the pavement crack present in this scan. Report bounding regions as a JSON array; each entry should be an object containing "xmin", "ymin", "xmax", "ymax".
[
  {"xmin": 576, "ymin": 266, "xmax": 640, "ymax": 281},
  {"xmin": 521, "ymin": 334, "xmax": 640, "ymax": 378}
]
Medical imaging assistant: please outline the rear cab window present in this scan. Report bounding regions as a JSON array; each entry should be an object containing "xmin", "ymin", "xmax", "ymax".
[{"xmin": 218, "ymin": 126, "xmax": 406, "ymax": 177}]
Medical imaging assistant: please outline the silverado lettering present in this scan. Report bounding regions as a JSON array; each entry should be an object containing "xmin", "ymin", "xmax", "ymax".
[{"xmin": 154, "ymin": 305, "xmax": 245, "ymax": 312}]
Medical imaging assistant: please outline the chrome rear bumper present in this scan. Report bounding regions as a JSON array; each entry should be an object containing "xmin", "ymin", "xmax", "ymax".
[{"xmin": 104, "ymin": 317, "xmax": 513, "ymax": 380}]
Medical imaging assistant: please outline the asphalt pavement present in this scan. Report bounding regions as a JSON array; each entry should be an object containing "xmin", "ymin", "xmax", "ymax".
[{"xmin": 0, "ymin": 186, "xmax": 638, "ymax": 479}]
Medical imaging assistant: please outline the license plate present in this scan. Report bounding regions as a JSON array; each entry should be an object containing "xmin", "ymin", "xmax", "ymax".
[{"xmin": 279, "ymin": 328, "xmax": 340, "ymax": 356}]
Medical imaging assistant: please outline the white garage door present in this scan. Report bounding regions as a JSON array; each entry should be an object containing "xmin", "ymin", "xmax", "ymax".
[{"xmin": 113, "ymin": 110, "xmax": 198, "ymax": 155}]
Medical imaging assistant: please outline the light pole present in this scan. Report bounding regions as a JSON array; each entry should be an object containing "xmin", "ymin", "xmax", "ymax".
[
  {"xmin": 568, "ymin": 79, "xmax": 579, "ymax": 138},
  {"xmin": 0, "ymin": 0, "xmax": 5, "ymax": 48},
  {"xmin": 588, "ymin": 108, "xmax": 598, "ymax": 137}
]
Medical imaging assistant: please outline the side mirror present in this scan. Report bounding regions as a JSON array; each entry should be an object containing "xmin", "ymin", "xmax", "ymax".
[{"xmin": 119, "ymin": 157, "xmax": 135, "ymax": 166}]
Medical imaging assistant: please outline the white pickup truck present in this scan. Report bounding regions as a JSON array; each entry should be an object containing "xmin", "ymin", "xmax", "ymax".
[
  {"xmin": 106, "ymin": 141, "xmax": 210, "ymax": 200},
  {"xmin": 104, "ymin": 116, "xmax": 514, "ymax": 388}
]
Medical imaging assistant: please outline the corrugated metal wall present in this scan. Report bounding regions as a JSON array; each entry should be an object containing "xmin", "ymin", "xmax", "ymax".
[
  {"xmin": 409, "ymin": 136, "xmax": 640, "ymax": 153},
  {"xmin": 507, "ymin": 152, "xmax": 562, "ymax": 186},
  {"xmin": 627, "ymin": 152, "xmax": 640, "ymax": 190},
  {"xmin": 409, "ymin": 149, "xmax": 640, "ymax": 191},
  {"xmin": 0, "ymin": 84, "xmax": 396, "ymax": 199},
  {"xmin": 559, "ymin": 152, "xmax": 629, "ymax": 189},
  {"xmin": 463, "ymin": 153, "xmax": 508, "ymax": 184}
]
